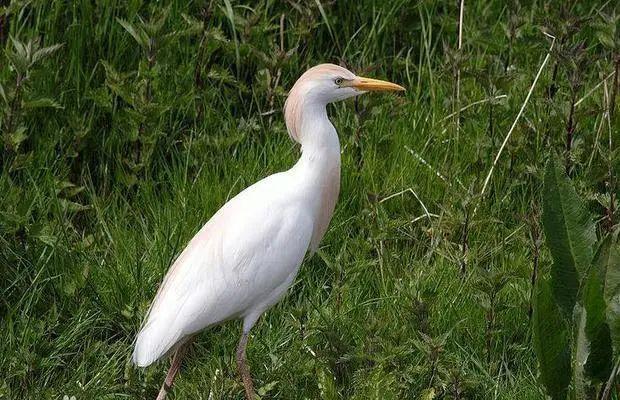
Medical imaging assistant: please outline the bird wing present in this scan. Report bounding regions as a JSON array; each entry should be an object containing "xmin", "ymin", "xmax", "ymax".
[{"xmin": 132, "ymin": 174, "xmax": 314, "ymax": 366}]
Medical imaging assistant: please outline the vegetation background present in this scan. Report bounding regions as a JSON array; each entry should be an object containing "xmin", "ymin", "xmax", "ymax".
[{"xmin": 1, "ymin": 0, "xmax": 619, "ymax": 399}]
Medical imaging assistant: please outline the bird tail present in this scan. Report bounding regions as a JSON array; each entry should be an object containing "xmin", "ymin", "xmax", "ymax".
[{"xmin": 132, "ymin": 318, "xmax": 182, "ymax": 367}]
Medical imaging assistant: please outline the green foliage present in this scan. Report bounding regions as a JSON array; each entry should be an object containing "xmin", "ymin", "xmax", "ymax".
[
  {"xmin": 1, "ymin": 37, "xmax": 62, "ymax": 159},
  {"xmin": 533, "ymin": 277, "xmax": 571, "ymax": 400},
  {"xmin": 542, "ymin": 156, "xmax": 596, "ymax": 318},
  {"xmin": 536, "ymin": 157, "xmax": 620, "ymax": 399},
  {"xmin": 582, "ymin": 269, "xmax": 612, "ymax": 382},
  {"xmin": 597, "ymin": 236, "xmax": 620, "ymax": 353}
]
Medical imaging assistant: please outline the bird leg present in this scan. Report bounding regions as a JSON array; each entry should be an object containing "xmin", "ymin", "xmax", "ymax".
[
  {"xmin": 236, "ymin": 331, "xmax": 256, "ymax": 400},
  {"xmin": 155, "ymin": 341, "xmax": 190, "ymax": 400}
]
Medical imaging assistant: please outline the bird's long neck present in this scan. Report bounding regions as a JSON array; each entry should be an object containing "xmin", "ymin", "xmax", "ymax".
[
  {"xmin": 298, "ymin": 103, "xmax": 341, "ymax": 158},
  {"xmin": 290, "ymin": 102, "xmax": 341, "ymax": 252}
]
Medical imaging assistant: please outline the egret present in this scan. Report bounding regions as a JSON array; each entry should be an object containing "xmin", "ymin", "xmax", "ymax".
[{"xmin": 132, "ymin": 63, "xmax": 404, "ymax": 400}]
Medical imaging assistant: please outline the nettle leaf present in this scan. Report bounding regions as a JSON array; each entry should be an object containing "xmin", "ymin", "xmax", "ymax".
[
  {"xmin": 596, "ymin": 236, "xmax": 620, "ymax": 353},
  {"xmin": 101, "ymin": 61, "xmax": 136, "ymax": 106},
  {"xmin": 31, "ymin": 43, "xmax": 63, "ymax": 65},
  {"xmin": 9, "ymin": 151, "xmax": 33, "ymax": 172},
  {"xmin": 1, "ymin": 1, "xmax": 33, "ymax": 17},
  {"xmin": 207, "ymin": 27, "xmax": 229, "ymax": 43},
  {"xmin": 596, "ymin": 31, "xmax": 616, "ymax": 49},
  {"xmin": 23, "ymin": 97, "xmax": 62, "ymax": 109},
  {"xmin": 8, "ymin": 37, "xmax": 62, "ymax": 73},
  {"xmin": 207, "ymin": 66, "xmax": 237, "ymax": 84},
  {"xmin": 6, "ymin": 126, "xmax": 28, "ymax": 149},
  {"xmin": 59, "ymin": 199, "xmax": 91, "ymax": 213},
  {"xmin": 7, "ymin": 45, "xmax": 29, "ymax": 75},
  {"xmin": 533, "ymin": 277, "xmax": 571, "ymax": 400},
  {"xmin": 144, "ymin": 6, "xmax": 170, "ymax": 37},
  {"xmin": 180, "ymin": 13, "xmax": 203, "ymax": 35},
  {"xmin": 87, "ymin": 87, "xmax": 113, "ymax": 110},
  {"xmin": 117, "ymin": 18, "xmax": 148, "ymax": 48},
  {"xmin": 542, "ymin": 156, "xmax": 596, "ymax": 318}
]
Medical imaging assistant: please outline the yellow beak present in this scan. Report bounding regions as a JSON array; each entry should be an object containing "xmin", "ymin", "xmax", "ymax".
[{"xmin": 350, "ymin": 77, "xmax": 405, "ymax": 92}]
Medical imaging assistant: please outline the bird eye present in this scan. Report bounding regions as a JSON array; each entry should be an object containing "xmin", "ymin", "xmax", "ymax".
[{"xmin": 335, "ymin": 77, "xmax": 344, "ymax": 86}]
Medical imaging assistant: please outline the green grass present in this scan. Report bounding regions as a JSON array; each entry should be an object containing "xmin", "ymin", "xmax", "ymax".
[{"xmin": 1, "ymin": 0, "xmax": 618, "ymax": 399}]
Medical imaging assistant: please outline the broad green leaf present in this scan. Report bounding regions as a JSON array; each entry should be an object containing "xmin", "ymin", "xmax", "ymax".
[
  {"xmin": 582, "ymin": 268, "xmax": 613, "ymax": 382},
  {"xmin": 596, "ymin": 236, "xmax": 620, "ymax": 353},
  {"xmin": 542, "ymin": 156, "xmax": 596, "ymax": 318},
  {"xmin": 533, "ymin": 277, "xmax": 571, "ymax": 400}
]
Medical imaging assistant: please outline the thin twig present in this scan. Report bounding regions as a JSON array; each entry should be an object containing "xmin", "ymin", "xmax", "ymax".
[
  {"xmin": 587, "ymin": 114, "xmax": 604, "ymax": 169},
  {"xmin": 380, "ymin": 187, "xmax": 432, "ymax": 222},
  {"xmin": 404, "ymin": 145, "xmax": 465, "ymax": 188},
  {"xmin": 458, "ymin": 0, "xmax": 464, "ymax": 54},
  {"xmin": 411, "ymin": 214, "xmax": 440, "ymax": 223},
  {"xmin": 600, "ymin": 359, "xmax": 620, "ymax": 400},
  {"xmin": 575, "ymin": 70, "xmax": 616, "ymax": 108},
  {"xmin": 279, "ymin": 13, "xmax": 285, "ymax": 52},
  {"xmin": 604, "ymin": 76, "xmax": 615, "ymax": 231},
  {"xmin": 478, "ymin": 33, "xmax": 556, "ymax": 201}
]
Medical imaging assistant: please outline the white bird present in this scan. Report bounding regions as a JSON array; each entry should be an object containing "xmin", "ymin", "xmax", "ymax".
[{"xmin": 132, "ymin": 63, "xmax": 404, "ymax": 400}]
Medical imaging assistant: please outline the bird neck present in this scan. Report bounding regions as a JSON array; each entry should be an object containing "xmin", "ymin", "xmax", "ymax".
[
  {"xmin": 297, "ymin": 103, "xmax": 341, "ymax": 172},
  {"xmin": 291, "ymin": 102, "xmax": 341, "ymax": 252}
]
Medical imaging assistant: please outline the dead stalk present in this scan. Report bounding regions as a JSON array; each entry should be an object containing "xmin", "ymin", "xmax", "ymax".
[
  {"xmin": 380, "ymin": 187, "xmax": 433, "ymax": 223},
  {"xmin": 455, "ymin": 0, "xmax": 465, "ymax": 139},
  {"xmin": 603, "ymin": 78, "xmax": 615, "ymax": 231},
  {"xmin": 574, "ymin": 71, "xmax": 615, "ymax": 108},
  {"xmin": 527, "ymin": 211, "xmax": 541, "ymax": 319},
  {"xmin": 478, "ymin": 33, "xmax": 556, "ymax": 205},
  {"xmin": 441, "ymin": 95, "xmax": 507, "ymax": 122},
  {"xmin": 565, "ymin": 91, "xmax": 576, "ymax": 174},
  {"xmin": 600, "ymin": 359, "xmax": 620, "ymax": 400}
]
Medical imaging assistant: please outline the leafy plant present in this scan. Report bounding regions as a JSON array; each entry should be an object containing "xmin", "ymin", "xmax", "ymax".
[
  {"xmin": 533, "ymin": 156, "xmax": 620, "ymax": 399},
  {"xmin": 0, "ymin": 36, "xmax": 62, "ymax": 168}
]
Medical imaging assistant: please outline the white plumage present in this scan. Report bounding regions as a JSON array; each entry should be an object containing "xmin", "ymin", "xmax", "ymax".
[
  {"xmin": 133, "ymin": 169, "xmax": 317, "ymax": 366},
  {"xmin": 132, "ymin": 64, "xmax": 404, "ymax": 400}
]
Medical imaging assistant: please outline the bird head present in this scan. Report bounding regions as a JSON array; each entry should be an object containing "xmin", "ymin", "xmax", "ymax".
[
  {"xmin": 288, "ymin": 63, "xmax": 404, "ymax": 104},
  {"xmin": 284, "ymin": 63, "xmax": 404, "ymax": 143}
]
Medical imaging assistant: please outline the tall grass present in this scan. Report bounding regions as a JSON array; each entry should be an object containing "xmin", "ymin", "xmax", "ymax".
[{"xmin": 1, "ymin": 1, "xmax": 618, "ymax": 399}]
